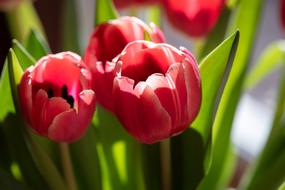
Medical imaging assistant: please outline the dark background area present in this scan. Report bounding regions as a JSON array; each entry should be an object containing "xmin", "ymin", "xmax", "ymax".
[{"xmin": 0, "ymin": 0, "xmax": 63, "ymax": 73}]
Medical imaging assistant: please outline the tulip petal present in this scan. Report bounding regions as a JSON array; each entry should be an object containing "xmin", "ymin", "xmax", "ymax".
[
  {"xmin": 114, "ymin": 76, "xmax": 172, "ymax": 143},
  {"xmin": 48, "ymin": 109, "xmax": 79, "ymax": 142},
  {"xmin": 135, "ymin": 82, "xmax": 172, "ymax": 143},
  {"xmin": 166, "ymin": 60, "xmax": 201, "ymax": 134},
  {"xmin": 48, "ymin": 89, "xmax": 96, "ymax": 142},
  {"xmin": 32, "ymin": 89, "xmax": 48, "ymax": 135},
  {"xmin": 78, "ymin": 90, "xmax": 96, "ymax": 126},
  {"xmin": 19, "ymin": 70, "xmax": 33, "ymax": 124},
  {"xmin": 145, "ymin": 73, "xmax": 179, "ymax": 128},
  {"xmin": 92, "ymin": 61, "xmax": 116, "ymax": 111},
  {"xmin": 113, "ymin": 77, "xmax": 141, "ymax": 140}
]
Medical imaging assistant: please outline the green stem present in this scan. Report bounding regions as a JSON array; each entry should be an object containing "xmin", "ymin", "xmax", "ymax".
[
  {"xmin": 60, "ymin": 143, "xmax": 77, "ymax": 190},
  {"xmin": 160, "ymin": 139, "xmax": 171, "ymax": 190}
]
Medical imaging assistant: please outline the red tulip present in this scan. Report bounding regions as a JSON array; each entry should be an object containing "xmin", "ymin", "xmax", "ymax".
[
  {"xmin": 112, "ymin": 41, "xmax": 201, "ymax": 144},
  {"xmin": 84, "ymin": 16, "xmax": 165, "ymax": 112},
  {"xmin": 162, "ymin": 0, "xmax": 225, "ymax": 37},
  {"xmin": 281, "ymin": 0, "xmax": 285, "ymax": 30},
  {"xmin": 113, "ymin": 0, "xmax": 159, "ymax": 9},
  {"xmin": 19, "ymin": 52, "xmax": 96, "ymax": 142}
]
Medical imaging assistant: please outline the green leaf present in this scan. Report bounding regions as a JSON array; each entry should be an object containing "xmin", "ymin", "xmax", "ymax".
[
  {"xmin": 278, "ymin": 181, "xmax": 285, "ymax": 190},
  {"xmin": 192, "ymin": 31, "xmax": 239, "ymax": 144},
  {"xmin": 26, "ymin": 133, "xmax": 68, "ymax": 190},
  {"xmin": 141, "ymin": 143, "xmax": 161, "ymax": 190},
  {"xmin": 69, "ymin": 127, "xmax": 102, "ymax": 190},
  {"xmin": 12, "ymin": 39, "xmax": 36, "ymax": 69},
  {"xmin": 95, "ymin": 0, "xmax": 119, "ymax": 26},
  {"xmin": 197, "ymin": 0, "xmax": 263, "ymax": 189},
  {"xmin": 238, "ymin": 68, "xmax": 285, "ymax": 190},
  {"xmin": 7, "ymin": 49, "xmax": 23, "ymax": 112},
  {"xmin": 0, "ymin": 62, "xmax": 15, "ymax": 121},
  {"xmin": 171, "ymin": 128, "xmax": 205, "ymax": 190},
  {"xmin": 0, "ymin": 127, "xmax": 13, "ymax": 173},
  {"xmin": 2, "ymin": 114, "xmax": 49, "ymax": 190},
  {"xmin": 245, "ymin": 40, "xmax": 285, "ymax": 90},
  {"xmin": 92, "ymin": 106, "xmax": 145, "ymax": 190},
  {"xmin": 0, "ymin": 168, "xmax": 30, "ymax": 190},
  {"xmin": 24, "ymin": 29, "xmax": 50, "ymax": 60},
  {"xmin": 6, "ymin": 0, "xmax": 45, "ymax": 42}
]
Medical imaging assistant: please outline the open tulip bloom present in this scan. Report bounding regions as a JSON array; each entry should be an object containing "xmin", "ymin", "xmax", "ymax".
[
  {"xmin": 85, "ymin": 16, "xmax": 165, "ymax": 111},
  {"xmin": 112, "ymin": 41, "xmax": 201, "ymax": 144},
  {"xmin": 19, "ymin": 52, "xmax": 96, "ymax": 142}
]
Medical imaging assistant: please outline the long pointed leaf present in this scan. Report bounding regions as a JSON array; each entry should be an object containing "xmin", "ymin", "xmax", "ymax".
[
  {"xmin": 7, "ymin": 49, "xmax": 23, "ymax": 112},
  {"xmin": 192, "ymin": 31, "xmax": 239, "ymax": 143},
  {"xmin": 0, "ymin": 62, "xmax": 15, "ymax": 121},
  {"xmin": 24, "ymin": 30, "xmax": 50, "ymax": 60},
  {"xmin": 12, "ymin": 39, "xmax": 36, "ymax": 69},
  {"xmin": 197, "ymin": 0, "xmax": 263, "ymax": 189},
  {"xmin": 95, "ymin": 0, "xmax": 118, "ymax": 26}
]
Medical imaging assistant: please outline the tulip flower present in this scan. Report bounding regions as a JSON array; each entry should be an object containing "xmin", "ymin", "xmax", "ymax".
[
  {"xmin": 162, "ymin": 0, "xmax": 225, "ymax": 37},
  {"xmin": 84, "ymin": 16, "xmax": 165, "ymax": 111},
  {"xmin": 112, "ymin": 41, "xmax": 201, "ymax": 144},
  {"xmin": 113, "ymin": 0, "xmax": 159, "ymax": 9},
  {"xmin": 19, "ymin": 52, "xmax": 96, "ymax": 142},
  {"xmin": 281, "ymin": 0, "xmax": 285, "ymax": 30}
]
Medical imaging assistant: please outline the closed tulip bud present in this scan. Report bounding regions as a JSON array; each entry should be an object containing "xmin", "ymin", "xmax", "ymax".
[
  {"xmin": 19, "ymin": 52, "xmax": 96, "ymax": 142},
  {"xmin": 113, "ymin": 0, "xmax": 159, "ymax": 9},
  {"xmin": 85, "ymin": 16, "xmax": 165, "ymax": 111},
  {"xmin": 162, "ymin": 0, "xmax": 225, "ymax": 37},
  {"xmin": 113, "ymin": 41, "xmax": 201, "ymax": 144}
]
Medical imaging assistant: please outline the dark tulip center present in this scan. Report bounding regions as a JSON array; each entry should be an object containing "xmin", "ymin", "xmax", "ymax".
[
  {"xmin": 47, "ymin": 88, "xmax": 54, "ymax": 98},
  {"xmin": 61, "ymin": 85, "xmax": 74, "ymax": 108},
  {"xmin": 45, "ymin": 85, "xmax": 74, "ymax": 108}
]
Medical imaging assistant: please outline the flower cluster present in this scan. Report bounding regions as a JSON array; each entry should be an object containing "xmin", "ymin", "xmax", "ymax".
[{"xmin": 19, "ymin": 16, "xmax": 201, "ymax": 144}]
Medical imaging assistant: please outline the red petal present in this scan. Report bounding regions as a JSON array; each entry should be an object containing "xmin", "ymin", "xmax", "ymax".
[
  {"xmin": 92, "ymin": 61, "xmax": 116, "ymax": 111},
  {"xmin": 113, "ymin": 77, "xmax": 141, "ymax": 139},
  {"xmin": 19, "ymin": 70, "xmax": 33, "ymax": 124},
  {"xmin": 145, "ymin": 73, "xmax": 179, "ymax": 128},
  {"xmin": 32, "ymin": 52, "xmax": 82, "ymax": 100},
  {"xmin": 47, "ymin": 89, "xmax": 96, "ymax": 142},
  {"xmin": 32, "ymin": 89, "xmax": 48, "ymax": 135},
  {"xmin": 166, "ymin": 59, "xmax": 201, "ymax": 134},
  {"xmin": 114, "ymin": 76, "xmax": 172, "ymax": 144},
  {"xmin": 48, "ymin": 110, "xmax": 79, "ymax": 142},
  {"xmin": 134, "ymin": 82, "xmax": 172, "ymax": 143}
]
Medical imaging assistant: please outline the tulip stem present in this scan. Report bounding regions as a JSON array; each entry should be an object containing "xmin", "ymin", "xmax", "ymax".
[
  {"xmin": 59, "ymin": 143, "xmax": 77, "ymax": 190},
  {"xmin": 160, "ymin": 139, "xmax": 172, "ymax": 190}
]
